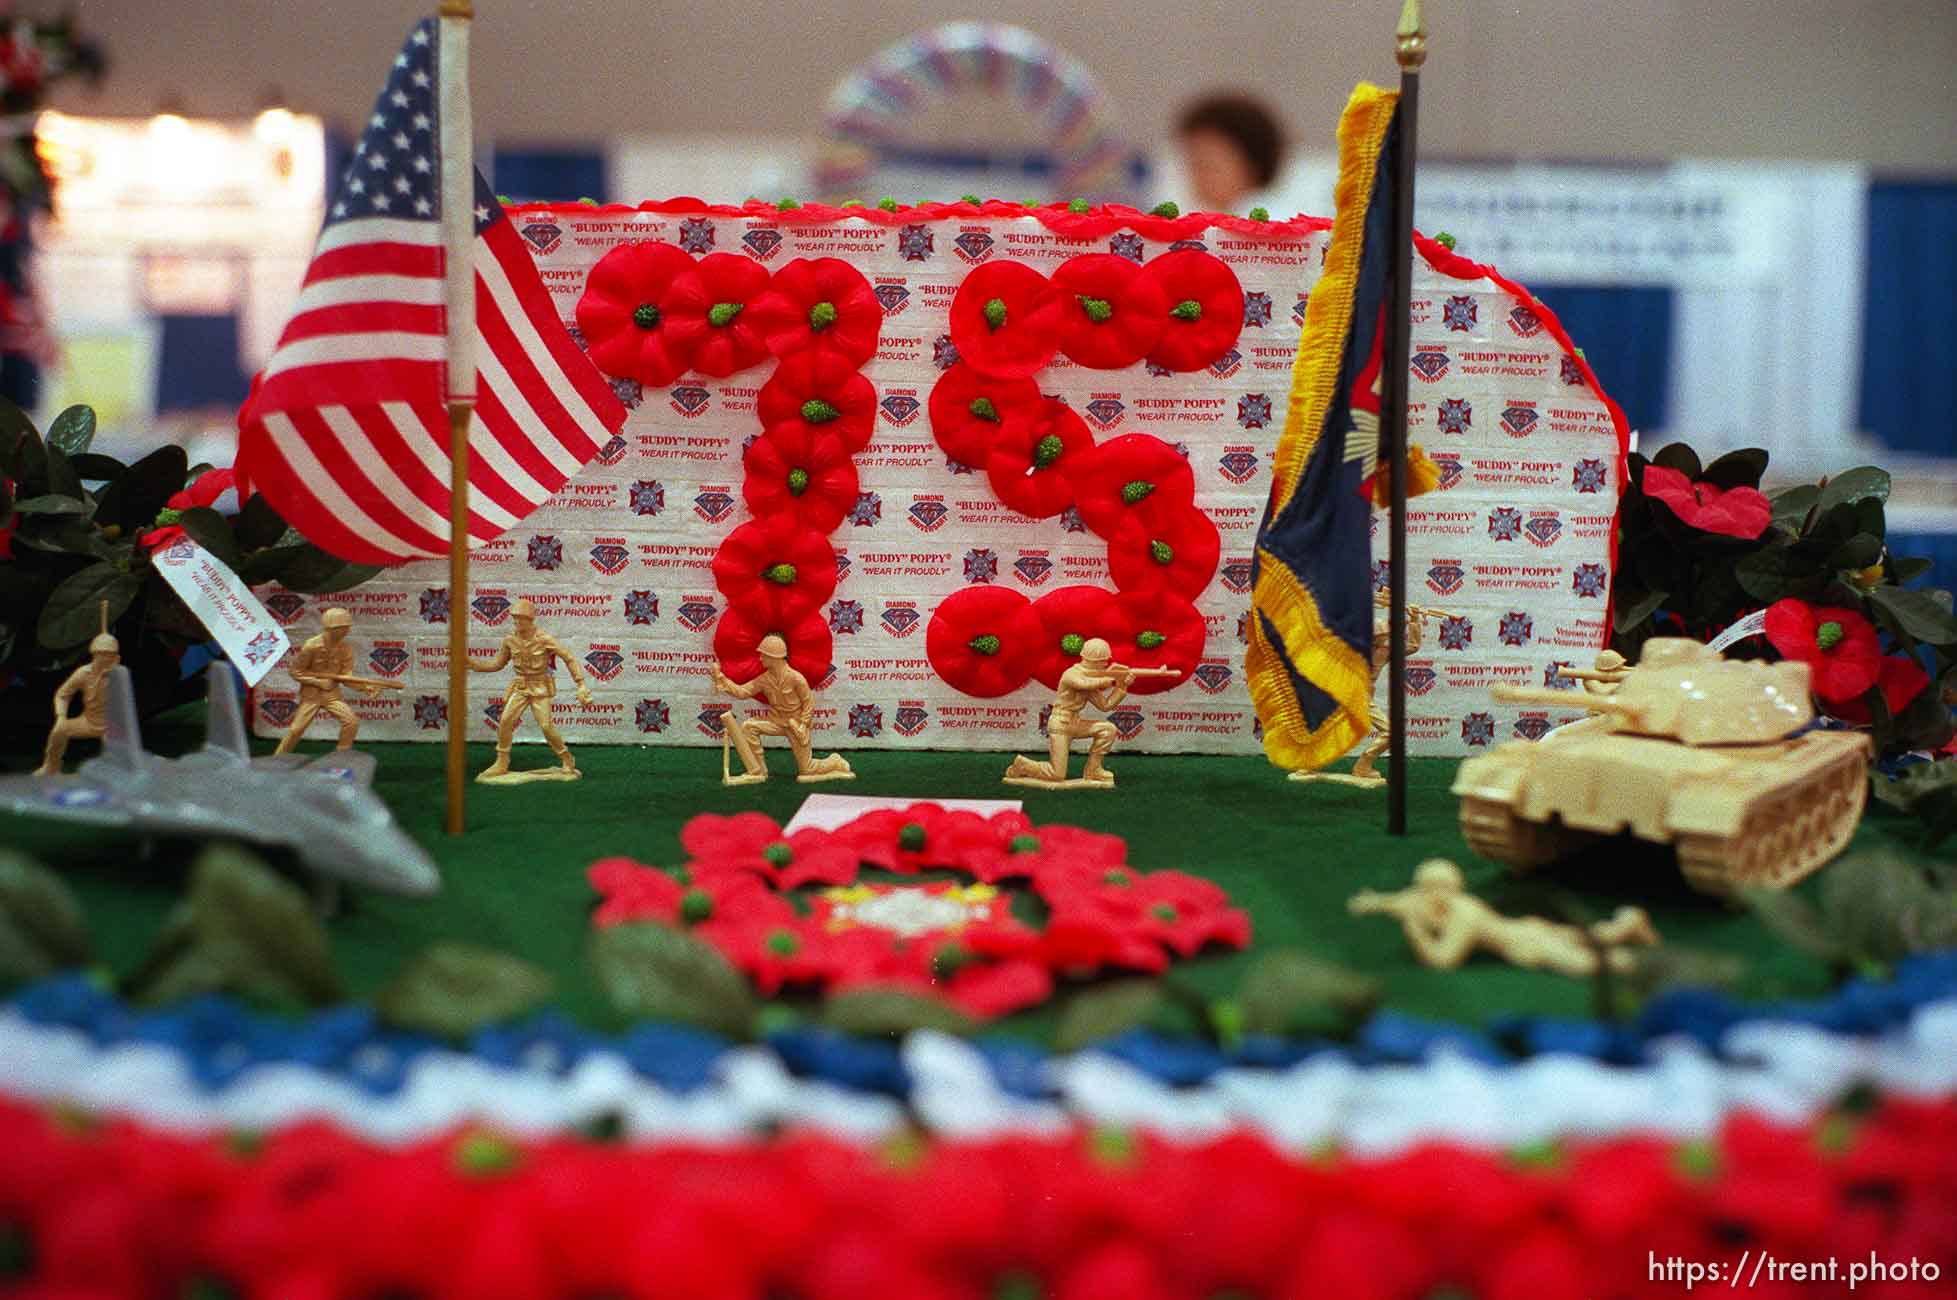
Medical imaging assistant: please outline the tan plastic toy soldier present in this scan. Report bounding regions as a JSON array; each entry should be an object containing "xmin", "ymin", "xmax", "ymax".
[
  {"xmin": 1293, "ymin": 591, "xmax": 1451, "ymax": 787},
  {"xmin": 1003, "ymin": 637, "xmax": 1175, "ymax": 790},
  {"xmin": 469, "ymin": 597, "xmax": 593, "ymax": 784},
  {"xmin": 35, "ymin": 602, "xmax": 120, "ymax": 777},
  {"xmin": 712, "ymin": 634, "xmax": 854, "ymax": 786},
  {"xmin": 1348, "ymin": 858, "xmax": 1659, "ymax": 978},
  {"xmin": 273, "ymin": 608, "xmax": 397, "ymax": 755}
]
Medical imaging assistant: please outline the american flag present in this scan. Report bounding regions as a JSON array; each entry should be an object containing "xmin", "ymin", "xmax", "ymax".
[{"xmin": 237, "ymin": 18, "xmax": 625, "ymax": 566}]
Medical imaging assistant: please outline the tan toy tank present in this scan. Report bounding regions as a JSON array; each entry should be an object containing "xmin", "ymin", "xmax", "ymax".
[{"xmin": 1450, "ymin": 638, "xmax": 1871, "ymax": 895}]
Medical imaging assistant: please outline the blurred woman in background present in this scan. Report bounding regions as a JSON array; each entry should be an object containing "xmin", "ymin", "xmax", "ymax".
[{"xmin": 1175, "ymin": 93, "xmax": 1286, "ymax": 214}]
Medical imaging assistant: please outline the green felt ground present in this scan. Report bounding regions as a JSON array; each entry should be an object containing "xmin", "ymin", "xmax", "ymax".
[{"xmin": 4, "ymin": 709, "xmax": 1937, "ymax": 1043}]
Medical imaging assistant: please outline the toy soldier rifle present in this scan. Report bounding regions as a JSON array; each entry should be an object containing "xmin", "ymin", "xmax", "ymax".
[
  {"xmin": 1552, "ymin": 665, "xmax": 1627, "ymax": 683},
  {"xmin": 1374, "ymin": 590, "xmax": 1453, "ymax": 623},
  {"xmin": 317, "ymin": 673, "xmax": 407, "ymax": 692},
  {"xmin": 1075, "ymin": 663, "xmax": 1183, "ymax": 681}
]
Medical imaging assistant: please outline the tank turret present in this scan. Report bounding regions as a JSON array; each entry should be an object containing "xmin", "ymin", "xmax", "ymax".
[{"xmin": 1452, "ymin": 637, "xmax": 1869, "ymax": 896}]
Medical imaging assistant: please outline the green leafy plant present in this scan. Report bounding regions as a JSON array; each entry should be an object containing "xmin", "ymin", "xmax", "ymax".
[
  {"xmin": 377, "ymin": 943, "xmax": 555, "ymax": 1041},
  {"xmin": 1746, "ymin": 852, "xmax": 1957, "ymax": 977},
  {"xmin": 0, "ymin": 849, "xmax": 91, "ymax": 990},
  {"xmin": 1, "ymin": 401, "xmax": 381, "ymax": 725}
]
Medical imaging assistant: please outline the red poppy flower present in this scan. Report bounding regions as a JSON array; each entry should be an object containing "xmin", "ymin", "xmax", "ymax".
[
  {"xmin": 940, "ymin": 956, "xmax": 1054, "ymax": 1019},
  {"xmin": 688, "ymin": 252, "xmax": 773, "ymax": 377},
  {"xmin": 711, "ymin": 516, "xmax": 838, "ymax": 625},
  {"xmin": 1109, "ymin": 499, "xmax": 1220, "ymax": 599},
  {"xmin": 833, "ymin": 802, "xmax": 1029, "ymax": 876},
  {"xmin": 987, "ymin": 398, "xmax": 1094, "ymax": 519},
  {"xmin": 1641, "ymin": 463, "xmax": 1771, "ymax": 540},
  {"xmin": 1763, "ymin": 598, "xmax": 1882, "ymax": 702},
  {"xmin": 744, "ymin": 424, "xmax": 860, "ymax": 533},
  {"xmin": 747, "ymin": 256, "xmax": 883, "ymax": 369},
  {"xmin": 1138, "ymin": 249, "xmax": 1244, "ymax": 372},
  {"xmin": 1028, "ymin": 585, "xmax": 1122, "ymax": 689},
  {"xmin": 140, "ymin": 465, "xmax": 240, "ymax": 550},
  {"xmin": 927, "ymin": 361, "xmax": 1041, "ymax": 468},
  {"xmin": 677, "ymin": 812, "xmax": 862, "ymax": 890},
  {"xmin": 697, "ymin": 915, "xmax": 827, "ymax": 995},
  {"xmin": 926, "ymin": 586, "xmax": 1042, "ymax": 698},
  {"xmin": 1051, "ymin": 253, "xmax": 1168, "ymax": 370},
  {"xmin": 1063, "ymin": 433, "xmax": 1196, "ymax": 539},
  {"xmin": 1824, "ymin": 653, "xmax": 1932, "ymax": 724},
  {"xmin": 587, "ymin": 856, "xmax": 794, "ymax": 928},
  {"xmin": 948, "ymin": 260, "xmax": 1065, "ymax": 379},
  {"xmin": 757, "ymin": 350, "xmax": 879, "ymax": 453},
  {"xmin": 713, "ymin": 601, "xmax": 833, "ymax": 688},
  {"xmin": 1106, "ymin": 589, "xmax": 1205, "ymax": 694},
  {"xmin": 574, "ymin": 241, "xmax": 709, "ymax": 385}
]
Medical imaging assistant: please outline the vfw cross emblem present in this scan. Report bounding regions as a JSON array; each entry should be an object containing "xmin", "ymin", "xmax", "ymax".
[
  {"xmin": 1236, "ymin": 394, "xmax": 1272, "ymax": 430},
  {"xmin": 741, "ymin": 228, "xmax": 783, "ymax": 261},
  {"xmin": 1572, "ymin": 563, "xmax": 1607, "ymax": 598},
  {"xmin": 1560, "ymin": 354, "xmax": 1586, "ymax": 385},
  {"xmin": 1437, "ymin": 397, "xmax": 1471, "ymax": 435},
  {"xmin": 589, "ymin": 542, "xmax": 630, "ymax": 576},
  {"xmin": 584, "ymin": 649, "xmax": 625, "ymax": 682},
  {"xmin": 830, "ymin": 599, "xmax": 865, "ymax": 634},
  {"xmin": 1572, "ymin": 458, "xmax": 1607, "ymax": 493},
  {"xmin": 264, "ymin": 592, "xmax": 307, "ymax": 625},
  {"xmin": 636, "ymin": 699, "xmax": 670, "ymax": 734},
  {"xmin": 896, "ymin": 224, "xmax": 934, "ymax": 262},
  {"xmin": 369, "ymin": 646, "xmax": 410, "ymax": 678},
  {"xmin": 629, "ymin": 479, "xmax": 665, "ymax": 517},
  {"xmin": 1426, "ymin": 563, "xmax": 1464, "ymax": 596},
  {"xmin": 411, "ymin": 695, "xmax": 446, "ymax": 730},
  {"xmin": 242, "ymin": 630, "xmax": 282, "ymax": 667},
  {"xmin": 527, "ymin": 535, "xmax": 563, "ymax": 571},
  {"xmin": 964, "ymin": 548, "xmax": 999, "ymax": 584},
  {"xmin": 850, "ymin": 492, "xmax": 882, "ymax": 526},
  {"xmin": 1487, "ymin": 507, "xmax": 1523, "ymax": 541},
  {"xmin": 471, "ymin": 594, "xmax": 512, "ymax": 625},
  {"xmin": 1441, "ymin": 295, "xmax": 1478, "ymax": 331},
  {"xmin": 848, "ymin": 703, "xmax": 883, "ymax": 738},
  {"xmin": 677, "ymin": 598, "xmax": 718, "ymax": 632},
  {"xmin": 1243, "ymin": 291, "xmax": 1272, "ymax": 327},
  {"xmin": 1546, "ymin": 662, "xmax": 1578, "ymax": 689},
  {"xmin": 622, "ymin": 590, "xmax": 659, "ymax": 625},
  {"xmin": 1109, "ymin": 232, "xmax": 1145, "ymax": 262},
  {"xmin": 1461, "ymin": 712, "xmax": 1496, "ymax": 746},
  {"xmin": 932, "ymin": 334, "xmax": 959, "ymax": 369},
  {"xmin": 1438, "ymin": 615, "xmax": 1473, "ymax": 651},
  {"xmin": 1499, "ymin": 405, "xmax": 1539, "ymax": 438},
  {"xmin": 677, "ymin": 218, "xmax": 714, "ymax": 253},
  {"xmin": 418, "ymin": 588, "xmax": 449, "ymax": 624},
  {"xmin": 1410, "ymin": 349, "xmax": 1450, "ymax": 382},
  {"xmin": 894, "ymin": 704, "xmax": 929, "ymax": 737},
  {"xmin": 1498, "ymin": 611, "xmax": 1534, "ymax": 647}
]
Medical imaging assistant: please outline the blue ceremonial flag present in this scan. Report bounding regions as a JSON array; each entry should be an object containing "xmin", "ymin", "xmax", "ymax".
[{"xmin": 1246, "ymin": 83, "xmax": 1408, "ymax": 771}]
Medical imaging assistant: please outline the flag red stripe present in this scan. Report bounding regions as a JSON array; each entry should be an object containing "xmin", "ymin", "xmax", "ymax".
[
  {"xmin": 284, "ymin": 406, "xmax": 453, "ymax": 556},
  {"xmin": 483, "ymin": 219, "xmax": 622, "ymax": 423},
  {"xmin": 255, "ymin": 358, "xmax": 444, "ymax": 415},
  {"xmin": 403, "ymin": 396, "xmax": 544, "ymax": 531},
  {"xmin": 474, "ymin": 289, "xmax": 595, "ymax": 478},
  {"xmin": 473, "ymin": 381, "xmax": 570, "ymax": 502},
  {"xmin": 303, "ymin": 241, "xmax": 445, "ymax": 287},
  {"xmin": 236, "ymin": 419, "xmax": 413, "ymax": 567},
  {"xmin": 275, "ymin": 302, "xmax": 446, "ymax": 346},
  {"xmin": 342, "ymin": 403, "xmax": 496, "ymax": 544}
]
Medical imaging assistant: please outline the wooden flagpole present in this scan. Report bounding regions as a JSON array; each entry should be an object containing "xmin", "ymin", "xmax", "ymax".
[
  {"xmin": 439, "ymin": 0, "xmax": 475, "ymax": 835},
  {"xmin": 1385, "ymin": 0, "xmax": 1425, "ymax": 836}
]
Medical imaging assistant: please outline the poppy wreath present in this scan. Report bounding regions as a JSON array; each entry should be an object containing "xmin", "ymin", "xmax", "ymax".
[
  {"xmin": 947, "ymin": 260, "xmax": 1066, "ymax": 379},
  {"xmin": 711, "ymin": 515, "xmax": 839, "ymax": 626},
  {"xmin": 1063, "ymin": 431, "xmax": 1199, "ymax": 539},
  {"xmin": 986, "ymin": 396, "xmax": 1094, "ymax": 519},
  {"xmin": 925, "ymin": 586, "xmax": 1043, "ymax": 698},
  {"xmin": 1108, "ymin": 497, "xmax": 1222, "ymax": 600},
  {"xmin": 756, "ymin": 350, "xmax": 880, "ymax": 454},
  {"xmin": 588, "ymin": 804, "xmax": 1251, "ymax": 1017},
  {"xmin": 926, "ymin": 360, "xmax": 1041, "ymax": 469},
  {"xmin": 8, "ymin": 1090, "xmax": 1957, "ymax": 1300},
  {"xmin": 747, "ymin": 255, "xmax": 883, "ymax": 369},
  {"xmin": 1138, "ymin": 247, "xmax": 1246, "ymax": 372},
  {"xmin": 687, "ymin": 252, "xmax": 774, "ymax": 377},
  {"xmin": 573, "ymin": 241, "xmax": 711, "ymax": 386},
  {"xmin": 1050, "ymin": 251, "xmax": 1168, "ymax": 370},
  {"xmin": 1028, "ymin": 584, "xmax": 1122, "ymax": 689},
  {"xmin": 742, "ymin": 424, "xmax": 861, "ymax": 534},
  {"xmin": 713, "ymin": 602, "xmax": 833, "ymax": 686},
  {"xmin": 1107, "ymin": 588, "xmax": 1207, "ymax": 694}
]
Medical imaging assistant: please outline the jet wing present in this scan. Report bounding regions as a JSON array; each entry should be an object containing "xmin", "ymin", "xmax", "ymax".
[
  {"xmin": 299, "ymin": 750, "xmax": 376, "ymax": 787},
  {"xmin": 0, "ymin": 773, "xmax": 132, "ymax": 828}
]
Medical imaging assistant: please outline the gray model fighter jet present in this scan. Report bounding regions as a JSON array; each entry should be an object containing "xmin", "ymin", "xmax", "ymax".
[{"xmin": 0, "ymin": 662, "xmax": 440, "ymax": 898}]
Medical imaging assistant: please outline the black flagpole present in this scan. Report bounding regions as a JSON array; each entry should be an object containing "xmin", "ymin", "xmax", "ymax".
[{"xmin": 1386, "ymin": 0, "xmax": 1425, "ymax": 835}]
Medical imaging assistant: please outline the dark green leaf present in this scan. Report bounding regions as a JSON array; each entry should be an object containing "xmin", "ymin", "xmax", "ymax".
[
  {"xmin": 1650, "ymin": 442, "xmax": 1702, "ymax": 480},
  {"xmin": 1889, "ymin": 555, "xmax": 1934, "ymax": 586},
  {"xmin": 69, "ymin": 453, "xmax": 126, "ymax": 482},
  {"xmin": 1867, "ymin": 679, "xmax": 1897, "ymax": 760},
  {"xmin": 45, "ymin": 405, "xmax": 96, "ymax": 456},
  {"xmin": 119, "ymin": 902, "xmax": 198, "ymax": 1004},
  {"xmin": 1054, "ymin": 979, "xmax": 1166, "ymax": 1052},
  {"xmin": 1742, "ymin": 888, "xmax": 1839, "ymax": 964},
  {"xmin": 95, "ymin": 444, "xmax": 187, "ymax": 533},
  {"xmin": 1868, "ymin": 585, "xmax": 1957, "ymax": 646},
  {"xmin": 187, "ymin": 844, "xmax": 342, "ymax": 1008},
  {"xmin": 1698, "ymin": 447, "xmax": 1768, "ymax": 490},
  {"xmin": 1769, "ymin": 483, "xmax": 1819, "ymax": 530},
  {"xmin": 276, "ymin": 545, "xmax": 385, "ymax": 595},
  {"xmin": 1827, "ymin": 533, "xmax": 1884, "ymax": 572},
  {"xmin": 1816, "ymin": 466, "xmax": 1890, "ymax": 514},
  {"xmin": 234, "ymin": 493, "xmax": 290, "ymax": 551},
  {"xmin": 177, "ymin": 507, "xmax": 240, "ymax": 568},
  {"xmin": 38, "ymin": 563, "xmax": 140, "ymax": 649},
  {"xmin": 1611, "ymin": 587, "xmax": 1668, "ymax": 636},
  {"xmin": 238, "ymin": 545, "xmax": 308, "ymax": 587},
  {"xmin": 1735, "ymin": 545, "xmax": 1824, "ymax": 604},
  {"xmin": 1820, "ymin": 853, "xmax": 1957, "ymax": 967},
  {"xmin": 1894, "ymin": 682, "xmax": 1956, "ymax": 755},
  {"xmin": 376, "ymin": 943, "xmax": 554, "ymax": 1040},
  {"xmin": 0, "ymin": 850, "xmax": 91, "ymax": 989},
  {"xmin": 1853, "ymin": 497, "xmax": 1887, "ymax": 541},
  {"xmin": 0, "ymin": 398, "xmax": 37, "ymax": 477},
  {"xmin": 821, "ymin": 987, "xmax": 977, "ymax": 1038},
  {"xmin": 10, "ymin": 494, "xmax": 90, "ymax": 516},
  {"xmin": 1870, "ymin": 763, "xmax": 1957, "ymax": 850},
  {"xmin": 44, "ymin": 446, "xmax": 82, "ymax": 501},
  {"xmin": 590, "ymin": 922, "xmax": 755, "ymax": 1038},
  {"xmin": 1235, "ymin": 949, "xmax": 1379, "ymax": 1038},
  {"xmin": 9, "ymin": 418, "xmax": 46, "ymax": 496},
  {"xmin": 0, "ymin": 472, "xmax": 9, "ymax": 516},
  {"xmin": 1621, "ymin": 946, "xmax": 1745, "ymax": 1001}
]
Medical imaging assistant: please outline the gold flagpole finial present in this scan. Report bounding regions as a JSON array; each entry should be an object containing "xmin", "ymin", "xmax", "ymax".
[
  {"xmin": 437, "ymin": 0, "xmax": 473, "ymax": 19},
  {"xmin": 1396, "ymin": 0, "xmax": 1427, "ymax": 69}
]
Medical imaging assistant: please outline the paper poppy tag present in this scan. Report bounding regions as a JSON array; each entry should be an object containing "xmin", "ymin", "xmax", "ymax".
[
  {"xmin": 784, "ymin": 792, "xmax": 1021, "ymax": 834},
  {"xmin": 1707, "ymin": 609, "xmax": 1768, "ymax": 654},
  {"xmin": 150, "ymin": 538, "xmax": 292, "ymax": 686}
]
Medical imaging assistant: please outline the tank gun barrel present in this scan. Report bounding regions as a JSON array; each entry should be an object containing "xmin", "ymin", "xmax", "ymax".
[
  {"xmin": 1491, "ymin": 685, "xmax": 1645, "ymax": 718},
  {"xmin": 1554, "ymin": 666, "xmax": 1627, "ymax": 682}
]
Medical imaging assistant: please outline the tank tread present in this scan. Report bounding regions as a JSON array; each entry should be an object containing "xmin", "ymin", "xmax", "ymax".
[
  {"xmin": 1459, "ymin": 794, "xmax": 1567, "ymax": 869},
  {"xmin": 1674, "ymin": 742, "xmax": 1869, "ymax": 896}
]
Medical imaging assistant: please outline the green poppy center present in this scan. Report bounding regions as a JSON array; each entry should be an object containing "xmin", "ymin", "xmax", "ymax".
[
  {"xmin": 800, "ymin": 398, "xmax": 840, "ymax": 423},
  {"xmin": 1149, "ymin": 539, "xmax": 1174, "ymax": 565},
  {"xmin": 765, "ymin": 929, "xmax": 800, "ymax": 956},
  {"xmin": 1060, "ymin": 632, "xmax": 1086, "ymax": 656},
  {"xmin": 1136, "ymin": 630, "xmax": 1166, "ymax": 649},
  {"xmin": 899, "ymin": 821, "xmax": 927, "ymax": 852},
  {"xmin": 1076, "ymin": 295, "xmax": 1114, "ymax": 324},
  {"xmin": 762, "ymin": 562, "xmax": 798, "ymax": 585},
  {"xmin": 681, "ymin": 888, "xmax": 713, "ymax": 924},
  {"xmin": 632, "ymin": 302, "xmax": 661, "ymax": 329},
  {"xmin": 968, "ymin": 633, "xmax": 1002, "ymax": 656},
  {"xmin": 1816, "ymin": 620, "xmax": 1845, "ymax": 651},
  {"xmin": 1033, "ymin": 434, "xmax": 1065, "ymax": 468},
  {"xmin": 808, "ymin": 300, "xmax": 838, "ymax": 330},
  {"xmin": 786, "ymin": 468, "xmax": 810, "ymax": 496},
  {"xmin": 1121, "ymin": 479, "xmax": 1155, "ymax": 505},
  {"xmin": 708, "ymin": 301, "xmax": 744, "ymax": 328},
  {"xmin": 1170, "ymin": 299, "xmax": 1203, "ymax": 321},
  {"xmin": 983, "ymin": 297, "xmax": 1008, "ymax": 330},
  {"xmin": 968, "ymin": 396, "xmax": 999, "ymax": 422},
  {"xmin": 763, "ymin": 841, "xmax": 794, "ymax": 866}
]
